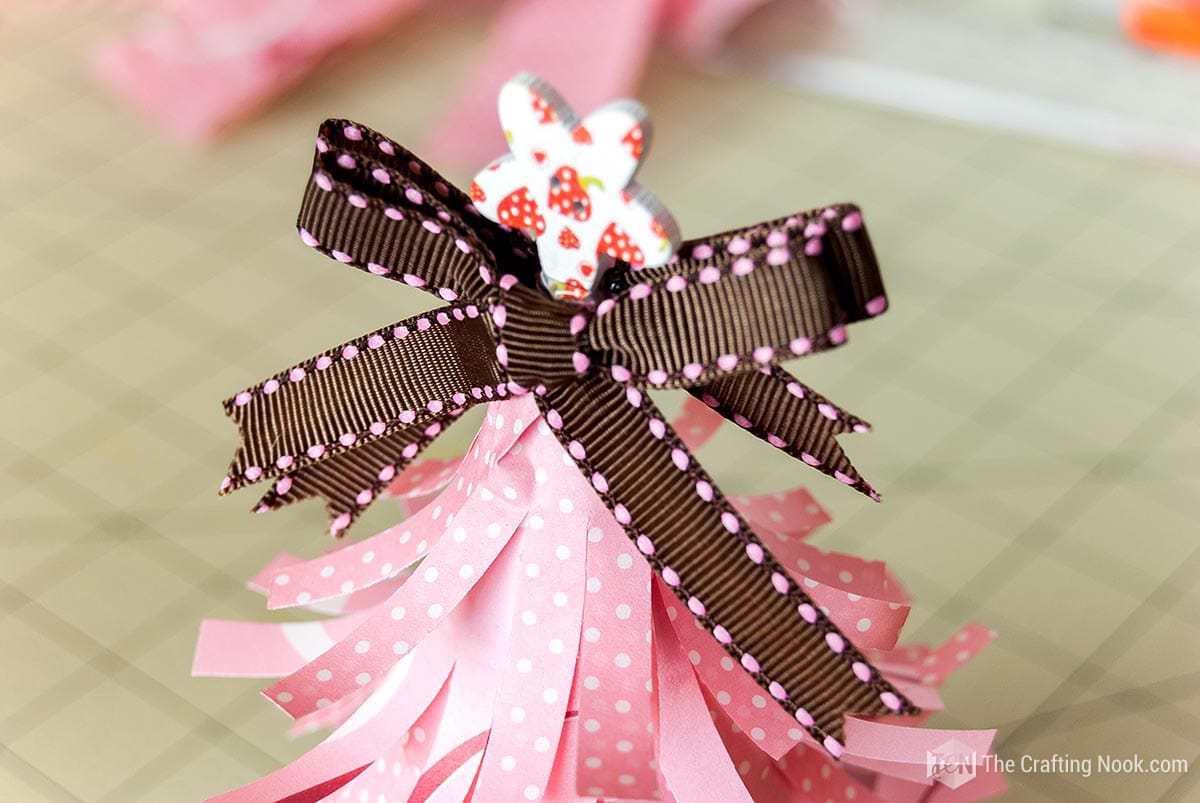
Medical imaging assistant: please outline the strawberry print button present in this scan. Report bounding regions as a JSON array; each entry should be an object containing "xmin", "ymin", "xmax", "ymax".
[{"xmin": 471, "ymin": 73, "xmax": 680, "ymax": 300}]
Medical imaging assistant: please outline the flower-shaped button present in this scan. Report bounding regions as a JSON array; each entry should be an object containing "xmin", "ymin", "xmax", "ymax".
[{"xmin": 471, "ymin": 73, "xmax": 680, "ymax": 300}]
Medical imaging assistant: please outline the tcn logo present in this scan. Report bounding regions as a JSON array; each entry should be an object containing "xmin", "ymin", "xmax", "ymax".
[{"xmin": 926, "ymin": 739, "xmax": 978, "ymax": 789}]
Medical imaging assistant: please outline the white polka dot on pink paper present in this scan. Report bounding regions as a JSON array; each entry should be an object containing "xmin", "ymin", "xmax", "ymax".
[
  {"xmin": 655, "ymin": 583, "xmax": 801, "ymax": 759},
  {"xmin": 263, "ymin": 412, "xmax": 530, "ymax": 717},
  {"xmin": 472, "ymin": 407, "xmax": 588, "ymax": 797},
  {"xmin": 574, "ymin": 507, "xmax": 659, "ymax": 798}
]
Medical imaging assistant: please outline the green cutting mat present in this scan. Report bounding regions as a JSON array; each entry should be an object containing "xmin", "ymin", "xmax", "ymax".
[{"xmin": 1, "ymin": 5, "xmax": 1198, "ymax": 802}]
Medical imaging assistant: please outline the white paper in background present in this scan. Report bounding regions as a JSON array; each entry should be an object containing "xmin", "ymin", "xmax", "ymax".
[{"xmin": 720, "ymin": 0, "xmax": 1200, "ymax": 169}]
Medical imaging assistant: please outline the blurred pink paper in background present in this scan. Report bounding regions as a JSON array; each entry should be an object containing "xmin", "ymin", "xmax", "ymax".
[
  {"xmin": 94, "ymin": 0, "xmax": 425, "ymax": 144},
  {"xmin": 90, "ymin": 0, "xmax": 778, "ymax": 161}
]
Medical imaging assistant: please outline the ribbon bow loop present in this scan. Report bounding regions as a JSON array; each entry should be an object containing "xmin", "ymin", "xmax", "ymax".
[
  {"xmin": 585, "ymin": 205, "xmax": 887, "ymax": 390},
  {"xmin": 303, "ymin": 119, "xmax": 541, "ymax": 302}
]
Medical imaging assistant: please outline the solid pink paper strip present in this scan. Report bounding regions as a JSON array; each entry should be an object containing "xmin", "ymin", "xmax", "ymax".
[
  {"xmin": 192, "ymin": 612, "xmax": 370, "ymax": 678},
  {"xmin": 652, "ymin": 592, "xmax": 755, "ymax": 803},
  {"xmin": 841, "ymin": 716, "xmax": 998, "ymax": 786},
  {"xmin": 410, "ymin": 731, "xmax": 488, "ymax": 802},
  {"xmin": 327, "ymin": 724, "xmax": 422, "ymax": 802},
  {"xmin": 541, "ymin": 718, "xmax": 584, "ymax": 801}
]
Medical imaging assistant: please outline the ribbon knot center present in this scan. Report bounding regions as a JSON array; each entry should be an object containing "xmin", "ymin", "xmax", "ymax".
[{"xmin": 494, "ymin": 282, "xmax": 588, "ymax": 392}]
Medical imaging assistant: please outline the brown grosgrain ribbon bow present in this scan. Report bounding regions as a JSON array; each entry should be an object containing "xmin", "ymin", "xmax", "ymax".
[{"xmin": 220, "ymin": 119, "xmax": 915, "ymax": 746}]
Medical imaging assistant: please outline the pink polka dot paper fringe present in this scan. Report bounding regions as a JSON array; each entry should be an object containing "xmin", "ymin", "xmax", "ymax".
[{"xmin": 193, "ymin": 395, "xmax": 1006, "ymax": 801}]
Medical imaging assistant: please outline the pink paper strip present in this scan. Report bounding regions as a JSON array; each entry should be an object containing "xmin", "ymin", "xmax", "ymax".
[
  {"xmin": 921, "ymin": 622, "xmax": 999, "ymax": 687},
  {"xmin": 872, "ymin": 775, "xmax": 934, "ymax": 803},
  {"xmin": 263, "ymin": 483, "xmax": 526, "ymax": 718},
  {"xmin": 730, "ymin": 486, "xmax": 832, "ymax": 541},
  {"xmin": 652, "ymin": 592, "xmax": 755, "ymax": 803},
  {"xmin": 326, "ymin": 742, "xmax": 419, "ymax": 803},
  {"xmin": 783, "ymin": 543, "xmax": 899, "ymax": 601},
  {"xmin": 798, "ymin": 584, "xmax": 909, "ymax": 652},
  {"xmin": 773, "ymin": 542, "xmax": 911, "ymax": 652},
  {"xmin": 266, "ymin": 473, "xmax": 474, "ymax": 610},
  {"xmin": 775, "ymin": 741, "xmax": 889, "ymax": 803},
  {"xmin": 704, "ymin": 690, "xmax": 797, "ymax": 801},
  {"xmin": 247, "ymin": 551, "xmax": 302, "ymax": 594},
  {"xmin": 841, "ymin": 716, "xmax": 997, "ymax": 785},
  {"xmin": 672, "ymin": 394, "xmax": 726, "ymax": 452},
  {"xmin": 395, "ymin": 671, "xmax": 455, "ymax": 781},
  {"xmin": 869, "ymin": 642, "xmax": 933, "ymax": 683},
  {"xmin": 574, "ymin": 511, "xmax": 658, "ymax": 799},
  {"xmin": 725, "ymin": 487, "xmax": 915, "ymax": 653},
  {"xmin": 408, "ymin": 730, "xmax": 488, "ymax": 803},
  {"xmin": 542, "ymin": 718, "xmax": 582, "ymax": 801},
  {"xmin": 325, "ymin": 660, "xmax": 456, "ymax": 803},
  {"xmin": 386, "ymin": 455, "xmax": 460, "ymax": 499},
  {"xmin": 249, "ymin": 551, "xmax": 402, "ymax": 616},
  {"xmin": 889, "ymin": 678, "xmax": 944, "ymax": 712},
  {"xmin": 474, "ymin": 464, "xmax": 587, "ymax": 798},
  {"xmin": 205, "ymin": 637, "xmax": 455, "ymax": 802},
  {"xmin": 192, "ymin": 612, "xmax": 370, "ymax": 678},
  {"xmin": 658, "ymin": 583, "xmax": 800, "ymax": 760},
  {"xmin": 870, "ymin": 622, "xmax": 997, "ymax": 689},
  {"xmin": 338, "ymin": 532, "xmax": 528, "ymax": 803},
  {"xmin": 306, "ymin": 577, "xmax": 407, "ymax": 616}
]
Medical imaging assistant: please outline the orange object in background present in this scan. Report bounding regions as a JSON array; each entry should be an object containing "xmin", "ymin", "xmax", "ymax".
[{"xmin": 1123, "ymin": 0, "xmax": 1200, "ymax": 57}]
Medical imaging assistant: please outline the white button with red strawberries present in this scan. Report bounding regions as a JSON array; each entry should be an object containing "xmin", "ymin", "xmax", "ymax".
[{"xmin": 470, "ymin": 73, "xmax": 680, "ymax": 301}]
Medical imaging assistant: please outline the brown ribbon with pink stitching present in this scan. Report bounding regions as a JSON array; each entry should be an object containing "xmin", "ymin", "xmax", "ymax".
[{"xmin": 219, "ymin": 119, "xmax": 914, "ymax": 747}]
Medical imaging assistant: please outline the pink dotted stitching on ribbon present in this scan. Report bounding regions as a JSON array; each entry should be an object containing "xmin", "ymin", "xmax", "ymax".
[
  {"xmin": 308, "ymin": 161, "xmax": 495, "ymax": 298},
  {"xmin": 600, "ymin": 214, "xmax": 868, "ymax": 386},
  {"xmin": 548, "ymin": 404, "xmax": 842, "ymax": 743},
  {"xmin": 230, "ymin": 302, "xmax": 482, "ymax": 422},
  {"xmin": 595, "ymin": 316, "xmax": 848, "ymax": 391},
  {"xmin": 551, "ymin": 392, "xmax": 905, "ymax": 753}
]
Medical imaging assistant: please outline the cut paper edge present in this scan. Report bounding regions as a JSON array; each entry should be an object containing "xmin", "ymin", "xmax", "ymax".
[{"xmin": 197, "ymin": 399, "xmax": 1002, "ymax": 800}]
